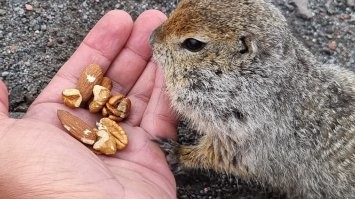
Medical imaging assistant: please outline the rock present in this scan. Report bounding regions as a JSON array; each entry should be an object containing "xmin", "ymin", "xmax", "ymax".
[
  {"xmin": 46, "ymin": 38, "xmax": 55, "ymax": 47},
  {"xmin": 40, "ymin": 24, "xmax": 47, "ymax": 31},
  {"xmin": 349, "ymin": 14, "xmax": 355, "ymax": 24},
  {"xmin": 328, "ymin": 40, "xmax": 337, "ymax": 51},
  {"xmin": 1, "ymin": 72, "xmax": 9, "ymax": 77},
  {"xmin": 0, "ymin": 9, "xmax": 6, "ymax": 16},
  {"xmin": 25, "ymin": 4, "xmax": 34, "ymax": 11},
  {"xmin": 290, "ymin": 0, "xmax": 313, "ymax": 19},
  {"xmin": 14, "ymin": 7, "xmax": 25, "ymax": 15},
  {"xmin": 347, "ymin": 0, "xmax": 355, "ymax": 6},
  {"xmin": 14, "ymin": 104, "xmax": 28, "ymax": 112},
  {"xmin": 9, "ymin": 44, "xmax": 17, "ymax": 53}
]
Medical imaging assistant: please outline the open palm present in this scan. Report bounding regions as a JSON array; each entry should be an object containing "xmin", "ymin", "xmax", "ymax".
[{"xmin": 0, "ymin": 10, "xmax": 177, "ymax": 199}]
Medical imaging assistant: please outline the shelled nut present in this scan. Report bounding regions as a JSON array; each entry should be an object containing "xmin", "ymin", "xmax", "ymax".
[
  {"xmin": 76, "ymin": 64, "xmax": 104, "ymax": 103},
  {"xmin": 93, "ymin": 124, "xmax": 118, "ymax": 155},
  {"xmin": 93, "ymin": 118, "xmax": 128, "ymax": 154},
  {"xmin": 57, "ymin": 109, "xmax": 97, "ymax": 145},
  {"xmin": 89, "ymin": 85, "xmax": 111, "ymax": 113},
  {"xmin": 102, "ymin": 94, "xmax": 131, "ymax": 122},
  {"xmin": 62, "ymin": 88, "xmax": 82, "ymax": 108}
]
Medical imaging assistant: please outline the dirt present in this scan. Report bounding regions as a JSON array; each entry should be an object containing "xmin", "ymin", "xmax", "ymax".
[{"xmin": 0, "ymin": 0, "xmax": 354, "ymax": 198}]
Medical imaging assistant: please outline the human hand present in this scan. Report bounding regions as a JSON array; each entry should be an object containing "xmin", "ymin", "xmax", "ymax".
[{"xmin": 0, "ymin": 10, "xmax": 177, "ymax": 199}]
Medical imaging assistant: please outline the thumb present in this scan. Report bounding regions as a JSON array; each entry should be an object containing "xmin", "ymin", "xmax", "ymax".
[{"xmin": 0, "ymin": 80, "xmax": 9, "ymax": 118}]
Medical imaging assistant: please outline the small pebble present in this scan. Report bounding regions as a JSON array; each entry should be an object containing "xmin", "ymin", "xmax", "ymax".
[
  {"xmin": 40, "ymin": 24, "xmax": 47, "ymax": 31},
  {"xmin": 14, "ymin": 7, "xmax": 25, "ymax": 15},
  {"xmin": 347, "ymin": 0, "xmax": 355, "ymax": 6},
  {"xmin": 290, "ymin": 0, "xmax": 313, "ymax": 19},
  {"xmin": 328, "ymin": 40, "xmax": 337, "ymax": 51},
  {"xmin": 349, "ymin": 14, "xmax": 355, "ymax": 24},
  {"xmin": 1, "ymin": 72, "xmax": 9, "ymax": 77},
  {"xmin": 25, "ymin": 4, "xmax": 33, "ymax": 11},
  {"xmin": 0, "ymin": 9, "xmax": 6, "ymax": 16},
  {"xmin": 47, "ymin": 38, "xmax": 55, "ymax": 47},
  {"xmin": 9, "ymin": 44, "xmax": 17, "ymax": 53}
]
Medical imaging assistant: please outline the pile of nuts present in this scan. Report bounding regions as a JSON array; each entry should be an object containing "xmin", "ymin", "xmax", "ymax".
[{"xmin": 57, "ymin": 64, "xmax": 131, "ymax": 155}]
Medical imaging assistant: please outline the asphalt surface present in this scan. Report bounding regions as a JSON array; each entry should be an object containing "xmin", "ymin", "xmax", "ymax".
[{"xmin": 0, "ymin": 0, "xmax": 354, "ymax": 198}]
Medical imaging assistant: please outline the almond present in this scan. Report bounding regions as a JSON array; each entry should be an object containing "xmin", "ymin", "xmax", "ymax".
[
  {"xmin": 76, "ymin": 64, "xmax": 104, "ymax": 103},
  {"xmin": 57, "ymin": 109, "xmax": 97, "ymax": 145}
]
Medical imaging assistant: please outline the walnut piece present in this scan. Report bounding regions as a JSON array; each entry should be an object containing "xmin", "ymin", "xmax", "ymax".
[
  {"xmin": 62, "ymin": 88, "xmax": 82, "ymax": 108},
  {"xmin": 102, "ymin": 94, "xmax": 131, "ymax": 122},
  {"xmin": 89, "ymin": 85, "xmax": 111, "ymax": 113},
  {"xmin": 93, "ymin": 118, "xmax": 128, "ymax": 154}
]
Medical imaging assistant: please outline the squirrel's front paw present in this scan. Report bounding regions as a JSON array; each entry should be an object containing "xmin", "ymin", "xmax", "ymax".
[{"xmin": 154, "ymin": 138, "xmax": 186, "ymax": 175}]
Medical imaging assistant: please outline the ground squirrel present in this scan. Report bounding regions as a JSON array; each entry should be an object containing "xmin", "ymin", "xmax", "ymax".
[{"xmin": 150, "ymin": 0, "xmax": 355, "ymax": 198}]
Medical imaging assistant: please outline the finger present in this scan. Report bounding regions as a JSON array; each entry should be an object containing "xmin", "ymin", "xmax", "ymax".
[
  {"xmin": 105, "ymin": 10, "xmax": 167, "ymax": 95},
  {"xmin": 124, "ymin": 61, "xmax": 157, "ymax": 126},
  {"xmin": 25, "ymin": 10, "xmax": 134, "ymax": 121},
  {"xmin": 0, "ymin": 80, "xmax": 9, "ymax": 118},
  {"xmin": 140, "ymin": 67, "xmax": 178, "ymax": 139}
]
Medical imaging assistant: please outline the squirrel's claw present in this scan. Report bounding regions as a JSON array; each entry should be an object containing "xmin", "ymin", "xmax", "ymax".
[{"xmin": 153, "ymin": 138, "xmax": 186, "ymax": 175}]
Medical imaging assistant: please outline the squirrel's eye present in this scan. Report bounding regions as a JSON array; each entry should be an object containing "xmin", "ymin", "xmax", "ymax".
[{"xmin": 181, "ymin": 38, "xmax": 206, "ymax": 52}]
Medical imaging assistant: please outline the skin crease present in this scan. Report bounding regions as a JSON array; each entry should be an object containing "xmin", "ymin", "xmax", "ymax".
[
  {"xmin": 0, "ymin": 10, "xmax": 178, "ymax": 199},
  {"xmin": 151, "ymin": 0, "xmax": 355, "ymax": 198}
]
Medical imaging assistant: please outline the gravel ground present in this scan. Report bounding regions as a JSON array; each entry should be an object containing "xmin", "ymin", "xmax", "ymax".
[{"xmin": 0, "ymin": 0, "xmax": 354, "ymax": 198}]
